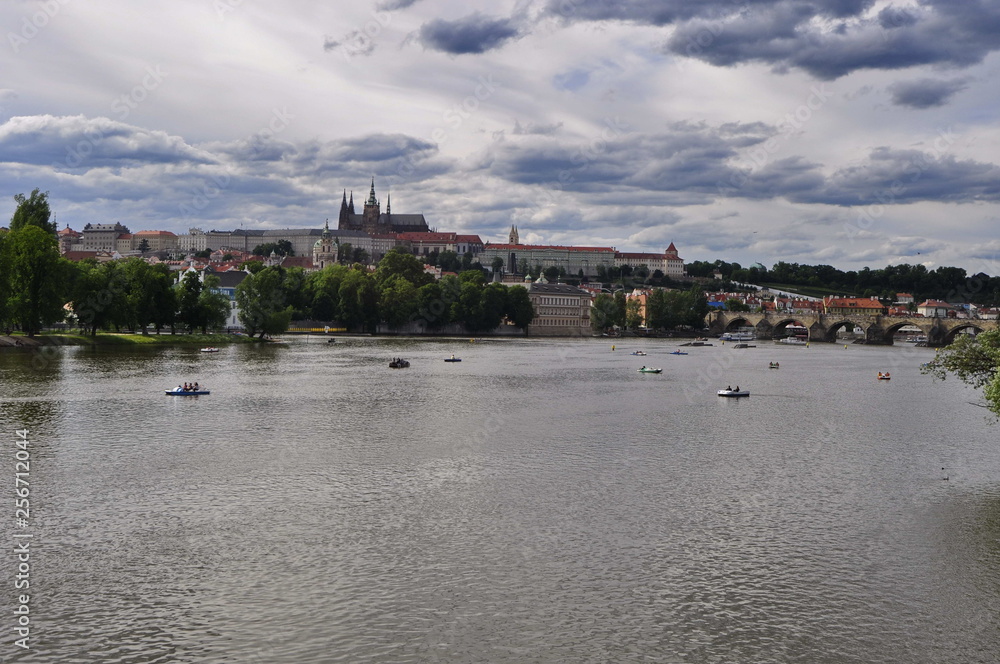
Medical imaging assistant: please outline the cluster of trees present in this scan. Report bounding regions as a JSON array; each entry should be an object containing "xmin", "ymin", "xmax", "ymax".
[
  {"xmin": 924, "ymin": 330, "xmax": 1000, "ymax": 418},
  {"xmin": 251, "ymin": 240, "xmax": 294, "ymax": 257},
  {"xmin": 590, "ymin": 285, "xmax": 709, "ymax": 332},
  {"xmin": 687, "ymin": 259, "xmax": 1000, "ymax": 305},
  {"xmin": 0, "ymin": 190, "xmax": 229, "ymax": 336},
  {"xmin": 234, "ymin": 248, "xmax": 534, "ymax": 337}
]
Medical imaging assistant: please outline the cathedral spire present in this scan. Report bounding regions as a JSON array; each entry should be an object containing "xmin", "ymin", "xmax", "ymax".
[
  {"xmin": 348, "ymin": 191, "xmax": 354, "ymax": 213},
  {"xmin": 367, "ymin": 177, "xmax": 377, "ymax": 206}
]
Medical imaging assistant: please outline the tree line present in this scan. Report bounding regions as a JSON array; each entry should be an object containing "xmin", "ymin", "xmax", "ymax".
[
  {"xmin": 234, "ymin": 248, "xmax": 534, "ymax": 338},
  {"xmin": 590, "ymin": 285, "xmax": 709, "ymax": 333},
  {"xmin": 687, "ymin": 259, "xmax": 1000, "ymax": 305},
  {"xmin": 0, "ymin": 191, "xmax": 535, "ymax": 337}
]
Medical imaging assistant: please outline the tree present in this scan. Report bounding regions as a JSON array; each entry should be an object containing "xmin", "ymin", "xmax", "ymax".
[
  {"xmin": 379, "ymin": 275, "xmax": 418, "ymax": 329},
  {"xmin": 306, "ymin": 264, "xmax": 348, "ymax": 322},
  {"xmin": 543, "ymin": 266, "xmax": 559, "ymax": 281},
  {"xmin": 236, "ymin": 267, "xmax": 293, "ymax": 338},
  {"xmin": 177, "ymin": 271, "xmax": 205, "ymax": 333},
  {"xmin": 375, "ymin": 248, "xmax": 432, "ymax": 288},
  {"xmin": 477, "ymin": 283, "xmax": 507, "ymax": 331},
  {"xmin": 338, "ymin": 268, "xmax": 379, "ymax": 332},
  {"xmin": 3, "ymin": 226, "xmax": 69, "ymax": 335},
  {"xmin": 198, "ymin": 275, "xmax": 231, "ymax": 333},
  {"xmin": 72, "ymin": 260, "xmax": 126, "ymax": 336},
  {"xmin": 438, "ymin": 250, "xmax": 461, "ymax": 272},
  {"xmin": 416, "ymin": 282, "xmax": 448, "ymax": 329},
  {"xmin": 491, "ymin": 256, "xmax": 505, "ymax": 273},
  {"xmin": 505, "ymin": 285, "xmax": 534, "ymax": 330},
  {"xmin": 240, "ymin": 260, "xmax": 265, "ymax": 274},
  {"xmin": 252, "ymin": 240, "xmax": 294, "ymax": 257},
  {"xmin": 10, "ymin": 189, "xmax": 56, "ymax": 235},
  {"xmin": 625, "ymin": 298, "xmax": 644, "ymax": 330},
  {"xmin": 137, "ymin": 238, "xmax": 151, "ymax": 253},
  {"xmin": 591, "ymin": 294, "xmax": 619, "ymax": 332},
  {"xmin": 724, "ymin": 298, "xmax": 751, "ymax": 312},
  {"xmin": 922, "ymin": 330, "xmax": 1000, "ymax": 418}
]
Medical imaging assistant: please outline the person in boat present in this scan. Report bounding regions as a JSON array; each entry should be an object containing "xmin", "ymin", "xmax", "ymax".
[
  {"xmin": 183, "ymin": 382, "xmax": 189, "ymax": 391},
  {"xmin": 193, "ymin": 382, "xmax": 199, "ymax": 391},
  {"xmin": 176, "ymin": 384, "xmax": 183, "ymax": 392},
  {"xmin": 641, "ymin": 365, "xmax": 646, "ymax": 370},
  {"xmin": 735, "ymin": 386, "xmax": 739, "ymax": 391},
  {"xmin": 726, "ymin": 385, "xmax": 732, "ymax": 391}
]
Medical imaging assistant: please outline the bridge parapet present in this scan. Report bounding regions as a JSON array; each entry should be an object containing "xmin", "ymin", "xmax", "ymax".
[{"xmin": 706, "ymin": 311, "xmax": 998, "ymax": 345}]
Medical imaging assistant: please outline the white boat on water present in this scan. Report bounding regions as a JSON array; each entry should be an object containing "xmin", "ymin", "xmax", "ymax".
[
  {"xmin": 777, "ymin": 337, "xmax": 808, "ymax": 345},
  {"xmin": 720, "ymin": 332, "xmax": 755, "ymax": 342},
  {"xmin": 717, "ymin": 388, "xmax": 750, "ymax": 398}
]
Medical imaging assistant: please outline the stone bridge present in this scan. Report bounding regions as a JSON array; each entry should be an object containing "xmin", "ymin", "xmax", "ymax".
[{"xmin": 706, "ymin": 311, "xmax": 999, "ymax": 346}]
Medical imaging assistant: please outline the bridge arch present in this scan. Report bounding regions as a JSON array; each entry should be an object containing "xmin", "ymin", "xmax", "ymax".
[
  {"xmin": 771, "ymin": 317, "xmax": 810, "ymax": 339},
  {"xmin": 722, "ymin": 316, "xmax": 753, "ymax": 332},
  {"xmin": 943, "ymin": 322, "xmax": 985, "ymax": 345},
  {"xmin": 879, "ymin": 319, "xmax": 928, "ymax": 344},
  {"xmin": 822, "ymin": 319, "xmax": 866, "ymax": 343}
]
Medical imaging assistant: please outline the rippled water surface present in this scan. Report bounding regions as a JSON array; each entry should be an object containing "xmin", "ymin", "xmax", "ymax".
[{"xmin": 2, "ymin": 337, "xmax": 1000, "ymax": 663}]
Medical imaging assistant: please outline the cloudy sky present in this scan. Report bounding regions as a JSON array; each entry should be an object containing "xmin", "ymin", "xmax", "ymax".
[{"xmin": 2, "ymin": 0, "xmax": 999, "ymax": 273}]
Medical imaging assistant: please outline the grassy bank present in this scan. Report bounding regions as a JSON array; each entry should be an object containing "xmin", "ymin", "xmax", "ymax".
[{"xmin": 0, "ymin": 332, "xmax": 261, "ymax": 348}]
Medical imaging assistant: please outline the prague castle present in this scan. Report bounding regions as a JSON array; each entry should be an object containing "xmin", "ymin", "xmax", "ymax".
[{"xmin": 337, "ymin": 179, "xmax": 429, "ymax": 235}]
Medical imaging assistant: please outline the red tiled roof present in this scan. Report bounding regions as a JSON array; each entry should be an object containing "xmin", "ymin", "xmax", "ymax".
[
  {"xmin": 487, "ymin": 243, "xmax": 616, "ymax": 252},
  {"xmin": 135, "ymin": 230, "xmax": 177, "ymax": 236},
  {"xmin": 397, "ymin": 232, "xmax": 456, "ymax": 242}
]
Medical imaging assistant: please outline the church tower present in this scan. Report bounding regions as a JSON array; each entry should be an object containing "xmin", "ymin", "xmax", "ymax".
[
  {"xmin": 313, "ymin": 218, "xmax": 337, "ymax": 269},
  {"xmin": 508, "ymin": 225, "xmax": 519, "ymax": 245},
  {"xmin": 338, "ymin": 190, "xmax": 351, "ymax": 230},
  {"xmin": 362, "ymin": 178, "xmax": 381, "ymax": 234}
]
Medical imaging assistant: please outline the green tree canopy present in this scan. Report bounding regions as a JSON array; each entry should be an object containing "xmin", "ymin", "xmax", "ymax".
[
  {"xmin": 235, "ymin": 266, "xmax": 293, "ymax": 338},
  {"xmin": 3, "ymin": 225, "xmax": 69, "ymax": 335},
  {"xmin": 375, "ymin": 247, "xmax": 432, "ymax": 288},
  {"xmin": 505, "ymin": 285, "xmax": 534, "ymax": 330},
  {"xmin": 10, "ymin": 189, "xmax": 56, "ymax": 235},
  {"xmin": 922, "ymin": 330, "xmax": 1000, "ymax": 418}
]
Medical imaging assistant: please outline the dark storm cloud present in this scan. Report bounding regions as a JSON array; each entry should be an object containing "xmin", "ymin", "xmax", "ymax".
[
  {"xmin": 545, "ymin": 0, "xmax": 1000, "ymax": 80},
  {"xmin": 483, "ymin": 121, "xmax": 778, "ymax": 198},
  {"xmin": 792, "ymin": 147, "xmax": 1000, "ymax": 205},
  {"xmin": 888, "ymin": 77, "xmax": 971, "ymax": 109},
  {"xmin": 376, "ymin": 0, "xmax": 422, "ymax": 9},
  {"xmin": 483, "ymin": 121, "xmax": 1000, "ymax": 209},
  {"xmin": 0, "ymin": 115, "xmax": 214, "ymax": 169},
  {"xmin": 0, "ymin": 117, "xmax": 452, "ymax": 227},
  {"xmin": 418, "ymin": 13, "xmax": 521, "ymax": 54}
]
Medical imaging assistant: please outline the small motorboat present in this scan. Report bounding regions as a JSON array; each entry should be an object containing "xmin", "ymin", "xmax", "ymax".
[
  {"xmin": 630, "ymin": 351, "xmax": 647, "ymax": 356},
  {"xmin": 444, "ymin": 356, "xmax": 462, "ymax": 362},
  {"xmin": 669, "ymin": 350, "xmax": 688, "ymax": 355},
  {"xmin": 166, "ymin": 387, "xmax": 210, "ymax": 396},
  {"xmin": 389, "ymin": 359, "xmax": 410, "ymax": 368},
  {"xmin": 200, "ymin": 347, "xmax": 219, "ymax": 353},
  {"xmin": 327, "ymin": 338, "xmax": 336, "ymax": 344},
  {"xmin": 717, "ymin": 388, "xmax": 750, "ymax": 398},
  {"xmin": 877, "ymin": 372, "xmax": 891, "ymax": 380},
  {"xmin": 637, "ymin": 367, "xmax": 663, "ymax": 374},
  {"xmin": 768, "ymin": 362, "xmax": 780, "ymax": 369}
]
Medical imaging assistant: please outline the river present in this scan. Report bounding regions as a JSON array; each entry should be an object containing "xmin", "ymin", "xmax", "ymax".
[{"xmin": 1, "ymin": 336, "xmax": 998, "ymax": 663}]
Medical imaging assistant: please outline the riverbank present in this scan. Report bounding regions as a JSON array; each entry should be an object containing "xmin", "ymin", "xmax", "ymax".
[{"xmin": 0, "ymin": 332, "xmax": 261, "ymax": 348}]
